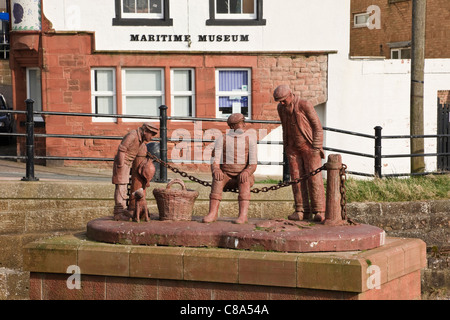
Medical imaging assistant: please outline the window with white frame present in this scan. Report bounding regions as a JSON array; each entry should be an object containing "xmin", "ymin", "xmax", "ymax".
[
  {"xmin": 353, "ymin": 13, "xmax": 369, "ymax": 28},
  {"xmin": 207, "ymin": 0, "xmax": 265, "ymax": 25},
  {"xmin": 26, "ymin": 68, "xmax": 43, "ymax": 122},
  {"xmin": 91, "ymin": 68, "xmax": 116, "ymax": 122},
  {"xmin": 171, "ymin": 69, "xmax": 195, "ymax": 118},
  {"xmin": 216, "ymin": 69, "xmax": 251, "ymax": 119},
  {"xmin": 113, "ymin": 0, "xmax": 172, "ymax": 26},
  {"xmin": 216, "ymin": 0, "xmax": 257, "ymax": 19},
  {"xmin": 391, "ymin": 48, "xmax": 411, "ymax": 59},
  {"xmin": 122, "ymin": 68, "xmax": 164, "ymax": 121},
  {"xmin": 122, "ymin": 0, "xmax": 163, "ymax": 19}
]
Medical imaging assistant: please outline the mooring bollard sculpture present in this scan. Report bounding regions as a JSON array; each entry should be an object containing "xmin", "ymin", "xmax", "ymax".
[
  {"xmin": 324, "ymin": 154, "xmax": 348, "ymax": 225},
  {"xmin": 202, "ymin": 113, "xmax": 258, "ymax": 224},
  {"xmin": 274, "ymin": 85, "xmax": 326, "ymax": 222},
  {"xmin": 112, "ymin": 123, "xmax": 158, "ymax": 221}
]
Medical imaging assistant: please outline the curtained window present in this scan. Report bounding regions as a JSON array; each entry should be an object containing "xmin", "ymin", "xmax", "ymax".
[{"xmin": 216, "ymin": 69, "xmax": 251, "ymax": 118}]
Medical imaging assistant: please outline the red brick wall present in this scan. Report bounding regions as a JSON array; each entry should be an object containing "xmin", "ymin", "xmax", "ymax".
[
  {"xmin": 11, "ymin": 32, "xmax": 328, "ymax": 169},
  {"xmin": 350, "ymin": 0, "xmax": 450, "ymax": 59},
  {"xmin": 426, "ymin": 0, "xmax": 450, "ymax": 58}
]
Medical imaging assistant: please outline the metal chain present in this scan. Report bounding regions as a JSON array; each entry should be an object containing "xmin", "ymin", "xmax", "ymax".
[
  {"xmin": 247, "ymin": 164, "xmax": 327, "ymax": 194},
  {"xmin": 338, "ymin": 164, "xmax": 358, "ymax": 225},
  {"xmin": 340, "ymin": 164, "xmax": 348, "ymax": 221},
  {"xmin": 147, "ymin": 153, "xmax": 213, "ymax": 188},
  {"xmin": 146, "ymin": 152, "xmax": 356, "ymax": 223},
  {"xmin": 147, "ymin": 152, "xmax": 327, "ymax": 194}
]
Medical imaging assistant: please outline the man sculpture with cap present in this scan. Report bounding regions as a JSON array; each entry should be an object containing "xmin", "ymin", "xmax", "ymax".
[
  {"xmin": 273, "ymin": 85, "xmax": 326, "ymax": 222},
  {"xmin": 203, "ymin": 113, "xmax": 257, "ymax": 224},
  {"xmin": 112, "ymin": 123, "xmax": 158, "ymax": 221}
]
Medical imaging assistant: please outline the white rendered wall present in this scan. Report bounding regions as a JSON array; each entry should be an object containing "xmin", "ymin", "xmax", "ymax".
[
  {"xmin": 42, "ymin": 0, "xmax": 350, "ymax": 53},
  {"xmin": 327, "ymin": 58, "xmax": 450, "ymax": 177}
]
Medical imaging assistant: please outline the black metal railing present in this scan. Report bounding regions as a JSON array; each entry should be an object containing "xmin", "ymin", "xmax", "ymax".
[{"xmin": 0, "ymin": 100, "xmax": 449, "ymax": 181}]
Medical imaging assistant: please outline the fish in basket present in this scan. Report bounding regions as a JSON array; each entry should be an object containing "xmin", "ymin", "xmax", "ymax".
[{"xmin": 153, "ymin": 179, "xmax": 199, "ymax": 221}]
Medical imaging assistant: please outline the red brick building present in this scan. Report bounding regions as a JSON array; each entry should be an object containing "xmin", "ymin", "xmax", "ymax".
[
  {"xmin": 8, "ymin": 0, "xmax": 332, "ymax": 170},
  {"xmin": 350, "ymin": 0, "xmax": 450, "ymax": 59}
]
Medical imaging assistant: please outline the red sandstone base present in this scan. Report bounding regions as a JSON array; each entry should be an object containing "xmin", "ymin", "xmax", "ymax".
[
  {"xmin": 24, "ymin": 234, "xmax": 427, "ymax": 301},
  {"xmin": 86, "ymin": 216, "xmax": 385, "ymax": 253},
  {"xmin": 28, "ymin": 270, "xmax": 422, "ymax": 300}
]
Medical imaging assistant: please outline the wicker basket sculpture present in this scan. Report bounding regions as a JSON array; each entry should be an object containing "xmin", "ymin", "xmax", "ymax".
[{"xmin": 153, "ymin": 179, "xmax": 199, "ymax": 221}]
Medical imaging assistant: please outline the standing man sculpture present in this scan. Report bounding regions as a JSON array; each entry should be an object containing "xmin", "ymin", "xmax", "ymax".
[
  {"xmin": 203, "ymin": 113, "xmax": 257, "ymax": 224},
  {"xmin": 112, "ymin": 123, "xmax": 158, "ymax": 221},
  {"xmin": 274, "ymin": 85, "xmax": 326, "ymax": 222}
]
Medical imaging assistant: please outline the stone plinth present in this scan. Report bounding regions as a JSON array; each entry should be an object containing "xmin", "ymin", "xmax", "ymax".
[
  {"xmin": 23, "ymin": 233, "xmax": 426, "ymax": 300},
  {"xmin": 86, "ymin": 216, "xmax": 385, "ymax": 253}
]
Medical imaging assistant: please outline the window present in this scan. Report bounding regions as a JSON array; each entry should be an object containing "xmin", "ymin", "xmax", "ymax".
[
  {"xmin": 216, "ymin": 69, "xmax": 251, "ymax": 119},
  {"xmin": 91, "ymin": 68, "xmax": 116, "ymax": 122},
  {"xmin": 391, "ymin": 48, "xmax": 411, "ymax": 59},
  {"xmin": 26, "ymin": 68, "xmax": 43, "ymax": 122},
  {"xmin": 0, "ymin": 19, "xmax": 9, "ymax": 60},
  {"xmin": 354, "ymin": 13, "xmax": 369, "ymax": 28},
  {"xmin": 122, "ymin": 68, "xmax": 164, "ymax": 121},
  {"xmin": 122, "ymin": 0, "xmax": 163, "ymax": 19},
  {"xmin": 171, "ymin": 69, "xmax": 195, "ymax": 118},
  {"xmin": 113, "ymin": 0, "xmax": 172, "ymax": 26},
  {"xmin": 216, "ymin": 0, "xmax": 256, "ymax": 19},
  {"xmin": 207, "ymin": 0, "xmax": 266, "ymax": 25}
]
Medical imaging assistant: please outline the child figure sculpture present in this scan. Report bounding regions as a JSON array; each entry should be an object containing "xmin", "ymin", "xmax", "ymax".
[
  {"xmin": 202, "ymin": 113, "xmax": 257, "ymax": 224},
  {"xmin": 112, "ymin": 123, "xmax": 158, "ymax": 221}
]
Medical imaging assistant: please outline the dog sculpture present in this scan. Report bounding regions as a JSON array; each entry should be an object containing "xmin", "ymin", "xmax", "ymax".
[
  {"xmin": 132, "ymin": 188, "xmax": 150, "ymax": 223},
  {"xmin": 131, "ymin": 155, "xmax": 155, "ymax": 222}
]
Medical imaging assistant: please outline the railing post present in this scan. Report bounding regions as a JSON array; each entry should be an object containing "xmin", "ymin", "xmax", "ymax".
[
  {"xmin": 374, "ymin": 126, "xmax": 382, "ymax": 178},
  {"xmin": 22, "ymin": 99, "xmax": 39, "ymax": 181},
  {"xmin": 159, "ymin": 105, "xmax": 168, "ymax": 183}
]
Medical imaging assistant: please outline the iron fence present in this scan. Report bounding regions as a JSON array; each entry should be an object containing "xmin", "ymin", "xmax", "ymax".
[{"xmin": 0, "ymin": 100, "xmax": 449, "ymax": 182}]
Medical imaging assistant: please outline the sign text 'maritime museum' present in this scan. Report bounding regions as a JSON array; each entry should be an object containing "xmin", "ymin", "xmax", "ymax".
[{"xmin": 130, "ymin": 34, "xmax": 250, "ymax": 43}]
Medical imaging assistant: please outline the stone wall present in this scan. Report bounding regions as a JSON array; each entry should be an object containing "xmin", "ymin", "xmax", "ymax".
[{"xmin": 0, "ymin": 180, "xmax": 448, "ymax": 299}]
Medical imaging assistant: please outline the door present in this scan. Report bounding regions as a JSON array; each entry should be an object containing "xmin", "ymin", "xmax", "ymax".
[{"xmin": 437, "ymin": 95, "xmax": 450, "ymax": 171}]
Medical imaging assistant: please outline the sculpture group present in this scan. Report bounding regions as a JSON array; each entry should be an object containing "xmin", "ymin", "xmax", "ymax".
[{"xmin": 112, "ymin": 85, "xmax": 326, "ymax": 224}]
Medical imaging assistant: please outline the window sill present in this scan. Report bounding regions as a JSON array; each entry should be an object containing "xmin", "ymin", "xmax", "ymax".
[
  {"xmin": 113, "ymin": 18, "xmax": 173, "ymax": 26},
  {"xmin": 389, "ymin": 0, "xmax": 410, "ymax": 4},
  {"xmin": 206, "ymin": 19, "xmax": 266, "ymax": 26}
]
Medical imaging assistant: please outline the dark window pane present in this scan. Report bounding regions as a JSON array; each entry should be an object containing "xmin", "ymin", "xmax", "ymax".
[
  {"xmin": 392, "ymin": 51, "xmax": 399, "ymax": 59},
  {"xmin": 217, "ymin": 0, "xmax": 229, "ymax": 13},
  {"xmin": 137, "ymin": 0, "xmax": 149, "ymax": 13},
  {"xmin": 150, "ymin": 0, "xmax": 162, "ymax": 14},
  {"xmin": 123, "ymin": 0, "xmax": 135, "ymax": 13},
  {"xmin": 230, "ymin": 0, "xmax": 242, "ymax": 14},
  {"xmin": 401, "ymin": 49, "xmax": 411, "ymax": 59}
]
